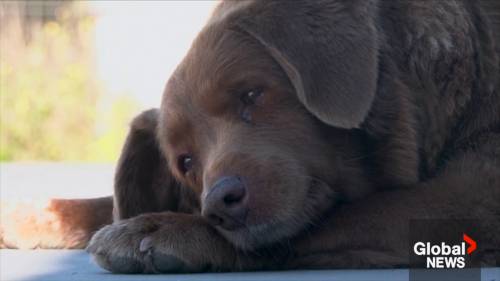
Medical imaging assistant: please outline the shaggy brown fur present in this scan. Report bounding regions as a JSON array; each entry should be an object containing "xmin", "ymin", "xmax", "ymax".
[
  {"xmin": 3, "ymin": 0, "xmax": 500, "ymax": 272},
  {"xmin": 85, "ymin": 0, "xmax": 500, "ymax": 272}
]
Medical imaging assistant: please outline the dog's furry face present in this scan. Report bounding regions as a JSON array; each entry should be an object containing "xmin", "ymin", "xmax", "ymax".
[{"xmin": 157, "ymin": 24, "xmax": 369, "ymax": 249}]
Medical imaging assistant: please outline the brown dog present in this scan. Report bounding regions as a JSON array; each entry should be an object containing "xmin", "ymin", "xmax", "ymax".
[
  {"xmin": 3, "ymin": 0, "xmax": 499, "ymax": 273},
  {"xmin": 84, "ymin": 0, "xmax": 500, "ymax": 272}
]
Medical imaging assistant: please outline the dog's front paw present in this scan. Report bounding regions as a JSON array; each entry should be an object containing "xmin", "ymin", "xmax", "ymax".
[{"xmin": 86, "ymin": 213, "xmax": 196, "ymax": 273}]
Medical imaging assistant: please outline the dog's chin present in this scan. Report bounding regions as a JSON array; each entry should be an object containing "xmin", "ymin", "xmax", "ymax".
[{"xmin": 216, "ymin": 178, "xmax": 338, "ymax": 251}]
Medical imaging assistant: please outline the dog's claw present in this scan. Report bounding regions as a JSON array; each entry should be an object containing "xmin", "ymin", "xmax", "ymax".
[{"xmin": 139, "ymin": 236, "xmax": 153, "ymax": 252}]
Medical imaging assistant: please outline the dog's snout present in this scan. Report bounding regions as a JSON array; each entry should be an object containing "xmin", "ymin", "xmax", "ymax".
[{"xmin": 202, "ymin": 176, "xmax": 248, "ymax": 230}]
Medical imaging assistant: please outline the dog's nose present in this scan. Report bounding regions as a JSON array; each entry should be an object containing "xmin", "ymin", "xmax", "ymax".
[{"xmin": 202, "ymin": 176, "xmax": 248, "ymax": 230}]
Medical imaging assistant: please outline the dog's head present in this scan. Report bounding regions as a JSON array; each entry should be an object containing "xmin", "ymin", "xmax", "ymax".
[{"xmin": 156, "ymin": 0, "xmax": 378, "ymax": 250}]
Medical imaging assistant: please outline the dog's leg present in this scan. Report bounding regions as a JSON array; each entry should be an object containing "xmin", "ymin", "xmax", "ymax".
[
  {"xmin": 86, "ymin": 212, "xmax": 273, "ymax": 273},
  {"xmin": 290, "ymin": 136, "xmax": 500, "ymax": 268}
]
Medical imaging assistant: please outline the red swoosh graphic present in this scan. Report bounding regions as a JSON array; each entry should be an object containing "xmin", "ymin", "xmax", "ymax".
[{"xmin": 463, "ymin": 233, "xmax": 477, "ymax": 254}]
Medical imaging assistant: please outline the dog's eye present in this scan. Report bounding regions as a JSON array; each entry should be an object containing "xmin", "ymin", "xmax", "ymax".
[
  {"xmin": 241, "ymin": 90, "xmax": 262, "ymax": 106},
  {"xmin": 177, "ymin": 154, "xmax": 193, "ymax": 174},
  {"xmin": 240, "ymin": 89, "xmax": 262, "ymax": 123}
]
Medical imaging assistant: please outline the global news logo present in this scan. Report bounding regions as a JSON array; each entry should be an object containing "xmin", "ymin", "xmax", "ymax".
[{"xmin": 413, "ymin": 234, "xmax": 477, "ymax": 269}]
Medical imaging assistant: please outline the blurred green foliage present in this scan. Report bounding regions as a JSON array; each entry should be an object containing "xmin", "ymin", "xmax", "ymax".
[{"xmin": 0, "ymin": 2, "xmax": 138, "ymax": 162}]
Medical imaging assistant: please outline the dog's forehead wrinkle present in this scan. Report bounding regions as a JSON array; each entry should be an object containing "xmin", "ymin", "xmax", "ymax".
[
  {"xmin": 163, "ymin": 74, "xmax": 215, "ymax": 146},
  {"xmin": 164, "ymin": 75, "xmax": 193, "ymax": 118},
  {"xmin": 185, "ymin": 25, "xmax": 281, "ymax": 90},
  {"xmin": 163, "ymin": 93, "xmax": 192, "ymax": 142}
]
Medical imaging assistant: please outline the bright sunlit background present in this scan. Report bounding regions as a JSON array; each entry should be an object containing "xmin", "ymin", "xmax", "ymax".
[{"xmin": 0, "ymin": 0, "xmax": 217, "ymax": 162}]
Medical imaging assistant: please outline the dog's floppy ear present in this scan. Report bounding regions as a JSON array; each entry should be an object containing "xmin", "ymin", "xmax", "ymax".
[
  {"xmin": 113, "ymin": 109, "xmax": 198, "ymax": 220},
  {"xmin": 232, "ymin": 1, "xmax": 379, "ymax": 128}
]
